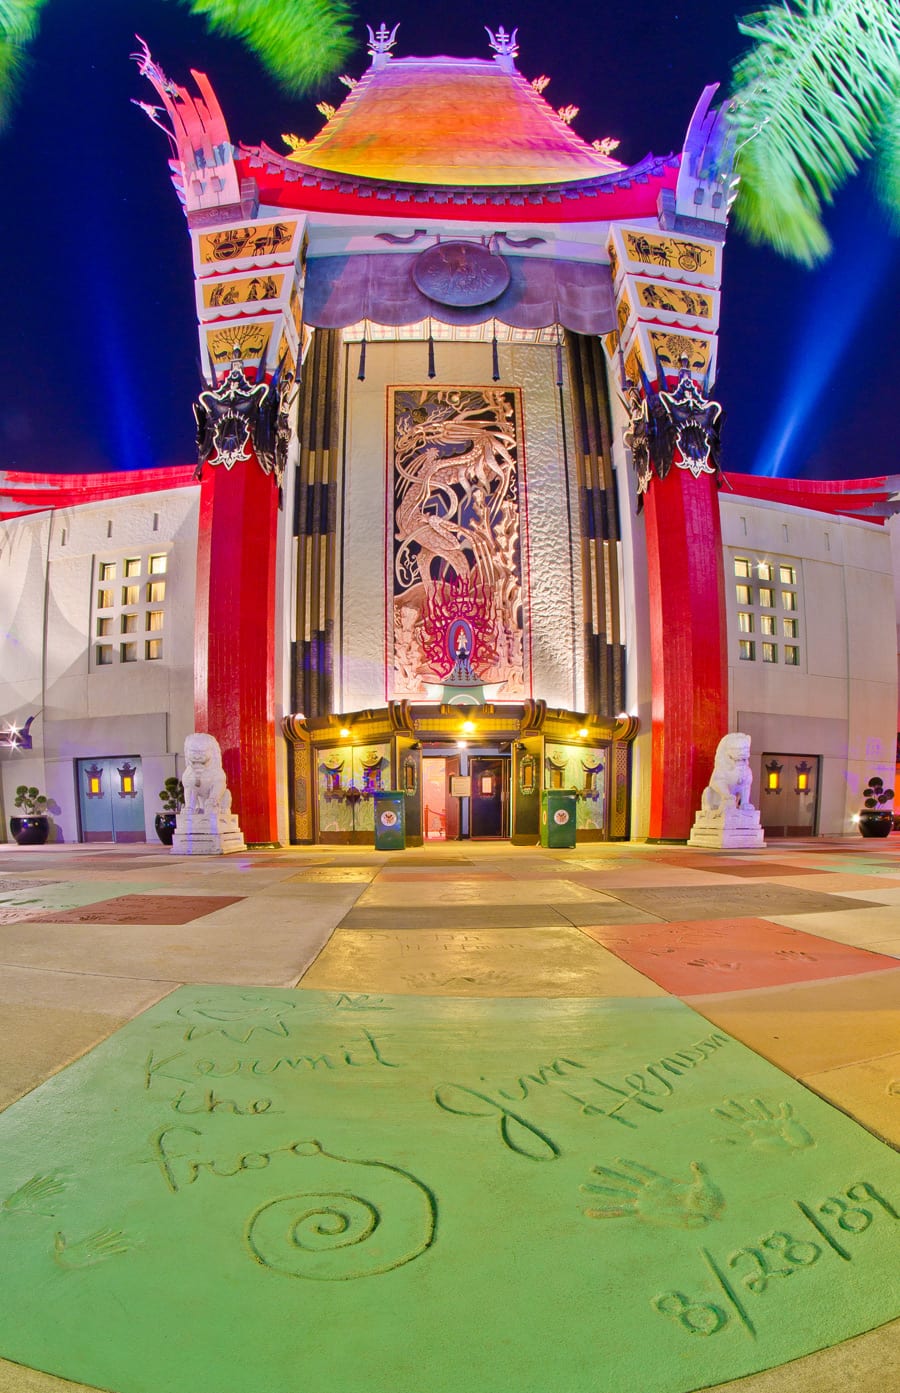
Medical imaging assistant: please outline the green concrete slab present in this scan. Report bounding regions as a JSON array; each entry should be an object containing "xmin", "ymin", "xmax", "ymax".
[
  {"xmin": 608, "ymin": 885, "xmax": 882, "ymax": 920},
  {"xmin": 301, "ymin": 926, "xmax": 668, "ymax": 997},
  {"xmin": 1, "ymin": 987, "xmax": 899, "ymax": 1393}
]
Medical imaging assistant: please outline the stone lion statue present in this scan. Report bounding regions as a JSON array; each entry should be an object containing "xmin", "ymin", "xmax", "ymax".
[
  {"xmin": 700, "ymin": 732, "xmax": 755, "ymax": 815},
  {"xmin": 182, "ymin": 732, "xmax": 232, "ymax": 818}
]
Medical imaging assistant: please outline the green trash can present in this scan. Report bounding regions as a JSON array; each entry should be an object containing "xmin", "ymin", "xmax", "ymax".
[
  {"xmin": 540, "ymin": 790, "xmax": 577, "ymax": 848},
  {"xmin": 374, "ymin": 790, "xmax": 406, "ymax": 850}
]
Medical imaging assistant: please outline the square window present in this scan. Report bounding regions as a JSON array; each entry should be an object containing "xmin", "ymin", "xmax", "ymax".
[
  {"xmin": 96, "ymin": 617, "xmax": 112, "ymax": 637},
  {"xmin": 757, "ymin": 562, "xmax": 773, "ymax": 581},
  {"xmin": 122, "ymin": 585, "xmax": 140, "ymax": 606},
  {"xmin": 734, "ymin": 558, "xmax": 752, "ymax": 578},
  {"xmin": 759, "ymin": 614, "xmax": 776, "ymax": 635},
  {"xmin": 782, "ymin": 590, "xmax": 797, "ymax": 611},
  {"xmin": 99, "ymin": 562, "xmax": 116, "ymax": 581},
  {"xmin": 739, "ymin": 639, "xmax": 755, "ymax": 661},
  {"xmin": 97, "ymin": 588, "xmax": 113, "ymax": 609},
  {"xmin": 762, "ymin": 642, "xmax": 777, "ymax": 663},
  {"xmin": 96, "ymin": 644, "xmax": 113, "ymax": 666},
  {"xmin": 123, "ymin": 557, "xmax": 141, "ymax": 577},
  {"xmin": 121, "ymin": 613, "xmax": 138, "ymax": 634},
  {"xmin": 779, "ymin": 565, "xmax": 796, "ymax": 584},
  {"xmin": 785, "ymin": 646, "xmax": 800, "ymax": 665},
  {"xmin": 147, "ymin": 580, "xmax": 166, "ymax": 603},
  {"xmin": 121, "ymin": 642, "xmax": 138, "ymax": 663},
  {"xmin": 149, "ymin": 554, "xmax": 167, "ymax": 574},
  {"xmin": 146, "ymin": 610, "xmax": 164, "ymax": 632},
  {"xmin": 759, "ymin": 587, "xmax": 774, "ymax": 608},
  {"xmin": 145, "ymin": 639, "xmax": 163, "ymax": 660},
  {"xmin": 783, "ymin": 618, "xmax": 798, "ymax": 638},
  {"xmin": 736, "ymin": 584, "xmax": 753, "ymax": 605},
  {"xmin": 738, "ymin": 612, "xmax": 753, "ymax": 633}
]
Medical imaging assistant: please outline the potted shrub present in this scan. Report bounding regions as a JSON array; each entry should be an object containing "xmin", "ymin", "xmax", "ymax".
[
  {"xmin": 11, "ymin": 785, "xmax": 50, "ymax": 846},
  {"xmin": 155, "ymin": 777, "xmax": 184, "ymax": 846},
  {"xmin": 858, "ymin": 776, "xmax": 894, "ymax": 838}
]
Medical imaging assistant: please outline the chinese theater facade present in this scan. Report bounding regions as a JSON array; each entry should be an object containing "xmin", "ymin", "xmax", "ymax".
[{"xmin": 122, "ymin": 25, "xmax": 896, "ymax": 849}]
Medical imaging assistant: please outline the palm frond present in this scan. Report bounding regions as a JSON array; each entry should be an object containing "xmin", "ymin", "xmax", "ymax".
[
  {"xmin": 727, "ymin": 0, "xmax": 900, "ymax": 264},
  {"xmin": 184, "ymin": 0, "xmax": 356, "ymax": 93},
  {"xmin": 873, "ymin": 93, "xmax": 900, "ymax": 231},
  {"xmin": 0, "ymin": 0, "xmax": 44, "ymax": 127}
]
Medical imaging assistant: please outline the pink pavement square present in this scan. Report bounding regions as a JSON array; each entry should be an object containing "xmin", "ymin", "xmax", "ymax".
[{"xmin": 577, "ymin": 916, "xmax": 900, "ymax": 995}]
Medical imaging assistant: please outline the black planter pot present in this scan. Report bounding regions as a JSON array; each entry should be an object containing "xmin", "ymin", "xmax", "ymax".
[
  {"xmin": 10, "ymin": 815, "xmax": 50, "ymax": 846},
  {"xmin": 155, "ymin": 812, "xmax": 178, "ymax": 846},
  {"xmin": 858, "ymin": 812, "xmax": 893, "ymax": 838}
]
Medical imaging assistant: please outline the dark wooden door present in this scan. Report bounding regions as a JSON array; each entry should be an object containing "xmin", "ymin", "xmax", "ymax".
[{"xmin": 470, "ymin": 757, "xmax": 507, "ymax": 839}]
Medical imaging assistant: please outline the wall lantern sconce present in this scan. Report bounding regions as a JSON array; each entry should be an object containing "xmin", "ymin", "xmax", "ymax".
[
  {"xmin": 117, "ymin": 761, "xmax": 138, "ymax": 798},
  {"xmin": 795, "ymin": 761, "xmax": 812, "ymax": 794},
  {"xmin": 765, "ymin": 759, "xmax": 783, "ymax": 794}
]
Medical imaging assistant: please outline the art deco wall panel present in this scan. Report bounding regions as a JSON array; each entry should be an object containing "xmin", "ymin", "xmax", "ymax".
[{"xmin": 388, "ymin": 386, "xmax": 529, "ymax": 701}]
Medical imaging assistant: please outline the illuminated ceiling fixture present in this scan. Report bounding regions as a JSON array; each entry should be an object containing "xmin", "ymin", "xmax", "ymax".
[
  {"xmin": 0, "ymin": 716, "xmax": 36, "ymax": 750},
  {"xmin": 339, "ymin": 726, "xmax": 350, "ymax": 738},
  {"xmin": 457, "ymin": 740, "xmax": 468, "ymax": 750},
  {"xmin": 462, "ymin": 720, "xmax": 475, "ymax": 733},
  {"xmin": 578, "ymin": 727, "xmax": 589, "ymax": 738}
]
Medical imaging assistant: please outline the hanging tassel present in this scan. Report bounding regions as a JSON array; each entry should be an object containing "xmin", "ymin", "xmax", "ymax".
[
  {"xmin": 357, "ymin": 328, "xmax": 367, "ymax": 382},
  {"xmin": 427, "ymin": 327, "xmax": 436, "ymax": 380},
  {"xmin": 555, "ymin": 331, "xmax": 564, "ymax": 388},
  {"xmin": 491, "ymin": 326, "xmax": 500, "ymax": 382}
]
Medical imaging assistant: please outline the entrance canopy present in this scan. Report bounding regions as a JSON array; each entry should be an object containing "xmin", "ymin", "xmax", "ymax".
[{"xmin": 303, "ymin": 253, "xmax": 615, "ymax": 333}]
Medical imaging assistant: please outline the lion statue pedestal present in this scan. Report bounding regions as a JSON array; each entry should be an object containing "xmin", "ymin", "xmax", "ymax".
[
  {"xmin": 171, "ymin": 733, "xmax": 246, "ymax": 856},
  {"xmin": 688, "ymin": 732, "xmax": 765, "ymax": 850}
]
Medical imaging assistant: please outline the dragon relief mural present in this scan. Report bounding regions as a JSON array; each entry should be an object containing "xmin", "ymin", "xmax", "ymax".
[{"xmin": 389, "ymin": 387, "xmax": 529, "ymax": 700}]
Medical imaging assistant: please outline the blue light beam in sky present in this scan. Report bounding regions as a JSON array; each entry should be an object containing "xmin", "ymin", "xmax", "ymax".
[{"xmin": 754, "ymin": 196, "xmax": 896, "ymax": 478}]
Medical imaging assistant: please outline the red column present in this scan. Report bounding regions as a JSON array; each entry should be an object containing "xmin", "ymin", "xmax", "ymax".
[
  {"xmin": 643, "ymin": 468, "xmax": 728, "ymax": 840},
  {"xmin": 194, "ymin": 451, "xmax": 279, "ymax": 844}
]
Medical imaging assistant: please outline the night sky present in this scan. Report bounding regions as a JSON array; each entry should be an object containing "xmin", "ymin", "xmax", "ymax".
[{"xmin": 2, "ymin": 0, "xmax": 898, "ymax": 479}]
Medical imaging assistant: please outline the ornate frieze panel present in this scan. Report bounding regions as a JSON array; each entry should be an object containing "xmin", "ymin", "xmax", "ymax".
[
  {"xmin": 194, "ymin": 219, "xmax": 303, "ymax": 272},
  {"xmin": 388, "ymin": 386, "xmax": 529, "ymax": 702},
  {"xmin": 199, "ymin": 273, "xmax": 286, "ymax": 313}
]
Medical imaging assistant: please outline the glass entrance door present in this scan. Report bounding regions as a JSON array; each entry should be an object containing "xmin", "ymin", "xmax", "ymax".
[{"xmin": 76, "ymin": 757, "xmax": 146, "ymax": 843}]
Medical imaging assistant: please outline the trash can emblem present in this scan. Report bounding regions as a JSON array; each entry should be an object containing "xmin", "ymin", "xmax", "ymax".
[
  {"xmin": 380, "ymin": 810, "xmax": 399, "ymax": 828},
  {"xmin": 553, "ymin": 809, "xmax": 570, "ymax": 825}
]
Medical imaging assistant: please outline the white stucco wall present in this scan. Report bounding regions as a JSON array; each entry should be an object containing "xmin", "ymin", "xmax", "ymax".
[
  {"xmin": 720, "ymin": 497, "xmax": 897, "ymax": 835},
  {"xmin": 0, "ymin": 486, "xmax": 199, "ymax": 843},
  {"xmin": 337, "ymin": 338, "xmax": 581, "ymax": 713}
]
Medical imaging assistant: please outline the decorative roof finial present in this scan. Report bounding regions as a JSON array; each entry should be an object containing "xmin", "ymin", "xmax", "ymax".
[
  {"xmin": 367, "ymin": 21, "xmax": 399, "ymax": 68},
  {"xmin": 485, "ymin": 24, "xmax": 519, "ymax": 71}
]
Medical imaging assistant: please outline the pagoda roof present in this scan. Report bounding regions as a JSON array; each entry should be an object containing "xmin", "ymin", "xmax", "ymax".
[
  {"xmin": 237, "ymin": 144, "xmax": 677, "ymax": 225},
  {"xmin": 282, "ymin": 55, "xmax": 626, "ymax": 189}
]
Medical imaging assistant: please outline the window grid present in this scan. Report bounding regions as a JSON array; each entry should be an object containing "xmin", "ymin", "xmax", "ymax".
[
  {"xmin": 91, "ymin": 551, "xmax": 169, "ymax": 668},
  {"xmin": 732, "ymin": 554, "xmax": 802, "ymax": 668}
]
